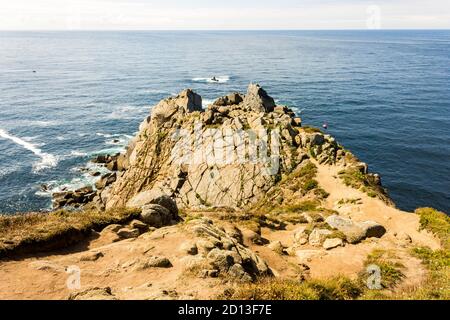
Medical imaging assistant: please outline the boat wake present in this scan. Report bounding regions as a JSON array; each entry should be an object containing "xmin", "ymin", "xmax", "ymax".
[
  {"xmin": 0, "ymin": 129, "xmax": 58, "ymax": 172},
  {"xmin": 192, "ymin": 76, "xmax": 230, "ymax": 83}
]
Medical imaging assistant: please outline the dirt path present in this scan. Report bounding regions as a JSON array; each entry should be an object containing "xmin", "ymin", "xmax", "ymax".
[
  {"xmin": 0, "ymin": 226, "xmax": 222, "ymax": 300},
  {"xmin": 286, "ymin": 161, "xmax": 441, "ymax": 284},
  {"xmin": 314, "ymin": 162, "xmax": 440, "ymax": 250},
  {"xmin": 0, "ymin": 162, "xmax": 441, "ymax": 300}
]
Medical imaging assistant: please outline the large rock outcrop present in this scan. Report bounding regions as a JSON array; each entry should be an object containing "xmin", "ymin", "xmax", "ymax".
[{"xmin": 87, "ymin": 84, "xmax": 357, "ymax": 211}]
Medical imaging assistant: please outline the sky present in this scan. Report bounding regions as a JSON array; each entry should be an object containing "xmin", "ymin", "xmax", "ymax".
[{"xmin": 0, "ymin": 0, "xmax": 449, "ymax": 30}]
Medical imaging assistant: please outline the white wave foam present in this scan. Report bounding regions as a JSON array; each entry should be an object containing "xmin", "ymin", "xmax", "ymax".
[
  {"xmin": 0, "ymin": 129, "xmax": 58, "ymax": 172},
  {"xmin": 96, "ymin": 132, "xmax": 114, "ymax": 138},
  {"xmin": 36, "ymin": 176, "xmax": 92, "ymax": 197},
  {"xmin": 70, "ymin": 150, "xmax": 88, "ymax": 157},
  {"xmin": 192, "ymin": 76, "xmax": 230, "ymax": 83},
  {"xmin": 0, "ymin": 167, "xmax": 11, "ymax": 178},
  {"xmin": 36, "ymin": 163, "xmax": 109, "ymax": 198},
  {"xmin": 202, "ymin": 99, "xmax": 215, "ymax": 107},
  {"xmin": 30, "ymin": 120, "xmax": 58, "ymax": 127},
  {"xmin": 96, "ymin": 132, "xmax": 128, "ymax": 139}
]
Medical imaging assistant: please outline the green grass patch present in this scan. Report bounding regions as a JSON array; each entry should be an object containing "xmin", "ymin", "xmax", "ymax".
[
  {"xmin": 359, "ymin": 249, "xmax": 405, "ymax": 290},
  {"xmin": 182, "ymin": 212, "xmax": 205, "ymax": 224},
  {"xmin": 282, "ymin": 200, "xmax": 320, "ymax": 213},
  {"xmin": 337, "ymin": 198, "xmax": 362, "ymax": 205},
  {"xmin": 303, "ymin": 179, "xmax": 318, "ymax": 191},
  {"xmin": 338, "ymin": 167, "xmax": 390, "ymax": 203},
  {"xmin": 0, "ymin": 207, "xmax": 140, "ymax": 257},
  {"xmin": 314, "ymin": 187, "xmax": 330, "ymax": 199},
  {"xmin": 416, "ymin": 207, "xmax": 450, "ymax": 249},
  {"xmin": 301, "ymin": 126, "xmax": 323, "ymax": 134},
  {"xmin": 268, "ymin": 213, "xmax": 308, "ymax": 225},
  {"xmin": 366, "ymin": 191, "xmax": 377, "ymax": 198},
  {"xmin": 398, "ymin": 207, "xmax": 450, "ymax": 300},
  {"xmin": 221, "ymin": 277, "xmax": 363, "ymax": 300}
]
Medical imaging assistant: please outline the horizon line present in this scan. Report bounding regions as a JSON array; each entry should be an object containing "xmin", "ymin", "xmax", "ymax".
[{"xmin": 1, "ymin": 28, "xmax": 450, "ymax": 32}]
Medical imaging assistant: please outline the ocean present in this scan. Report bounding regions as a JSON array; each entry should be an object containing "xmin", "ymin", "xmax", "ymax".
[{"xmin": 0, "ymin": 30, "xmax": 449, "ymax": 214}]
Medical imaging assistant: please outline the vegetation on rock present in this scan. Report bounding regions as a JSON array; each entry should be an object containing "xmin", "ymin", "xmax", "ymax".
[{"xmin": 0, "ymin": 208, "xmax": 140, "ymax": 257}]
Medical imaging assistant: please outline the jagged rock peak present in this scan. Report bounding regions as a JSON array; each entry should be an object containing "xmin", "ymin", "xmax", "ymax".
[
  {"xmin": 151, "ymin": 84, "xmax": 276, "ymax": 122},
  {"xmin": 151, "ymin": 88, "xmax": 203, "ymax": 123},
  {"xmin": 213, "ymin": 92, "xmax": 244, "ymax": 107},
  {"xmin": 243, "ymin": 83, "xmax": 276, "ymax": 113},
  {"xmin": 211, "ymin": 84, "xmax": 275, "ymax": 113},
  {"xmin": 176, "ymin": 89, "xmax": 203, "ymax": 112},
  {"xmin": 64, "ymin": 84, "xmax": 371, "ymax": 213}
]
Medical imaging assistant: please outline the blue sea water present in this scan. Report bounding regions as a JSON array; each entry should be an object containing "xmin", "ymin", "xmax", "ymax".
[{"xmin": 0, "ymin": 30, "xmax": 449, "ymax": 214}]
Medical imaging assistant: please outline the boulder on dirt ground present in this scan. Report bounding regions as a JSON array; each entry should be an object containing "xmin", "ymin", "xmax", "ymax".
[
  {"xmin": 134, "ymin": 256, "xmax": 172, "ymax": 270},
  {"xmin": 129, "ymin": 219, "xmax": 148, "ymax": 231},
  {"xmin": 80, "ymin": 251, "xmax": 104, "ymax": 262},
  {"xmin": 293, "ymin": 226, "xmax": 308, "ymax": 244},
  {"xmin": 207, "ymin": 249, "xmax": 237, "ymax": 272},
  {"xmin": 358, "ymin": 221, "xmax": 386, "ymax": 239},
  {"xmin": 199, "ymin": 269, "xmax": 220, "ymax": 278},
  {"xmin": 146, "ymin": 256, "xmax": 172, "ymax": 268},
  {"xmin": 308, "ymin": 229, "xmax": 333, "ymax": 246},
  {"xmin": 323, "ymin": 238, "xmax": 343, "ymax": 250},
  {"xmin": 180, "ymin": 241, "xmax": 198, "ymax": 255},
  {"xmin": 140, "ymin": 204, "xmax": 174, "ymax": 228},
  {"xmin": 101, "ymin": 224, "xmax": 122, "ymax": 233},
  {"xmin": 228, "ymin": 264, "xmax": 253, "ymax": 282},
  {"xmin": 117, "ymin": 227, "xmax": 140, "ymax": 239},
  {"xmin": 268, "ymin": 240, "xmax": 285, "ymax": 254},
  {"xmin": 242, "ymin": 229, "xmax": 264, "ymax": 245},
  {"xmin": 196, "ymin": 239, "xmax": 217, "ymax": 256},
  {"xmin": 325, "ymin": 215, "xmax": 386, "ymax": 244},
  {"xmin": 128, "ymin": 190, "xmax": 179, "ymax": 217}
]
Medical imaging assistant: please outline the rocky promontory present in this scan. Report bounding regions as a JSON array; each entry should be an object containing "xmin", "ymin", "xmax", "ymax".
[
  {"xmin": 0, "ymin": 85, "xmax": 447, "ymax": 300},
  {"xmin": 66, "ymin": 84, "xmax": 386, "ymax": 213}
]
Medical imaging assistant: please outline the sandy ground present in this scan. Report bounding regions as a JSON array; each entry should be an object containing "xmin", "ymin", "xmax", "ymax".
[
  {"xmin": 0, "ymin": 163, "xmax": 441, "ymax": 300},
  {"xmin": 0, "ymin": 226, "xmax": 226, "ymax": 300}
]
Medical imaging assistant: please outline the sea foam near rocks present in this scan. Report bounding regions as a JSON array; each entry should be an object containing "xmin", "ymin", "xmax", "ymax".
[{"xmin": 0, "ymin": 129, "xmax": 58, "ymax": 173}]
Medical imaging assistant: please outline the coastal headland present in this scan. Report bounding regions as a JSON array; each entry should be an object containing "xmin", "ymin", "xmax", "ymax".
[{"xmin": 0, "ymin": 85, "xmax": 448, "ymax": 300}]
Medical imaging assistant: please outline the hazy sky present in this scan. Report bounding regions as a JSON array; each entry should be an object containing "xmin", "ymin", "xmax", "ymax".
[{"xmin": 1, "ymin": 0, "xmax": 449, "ymax": 30}]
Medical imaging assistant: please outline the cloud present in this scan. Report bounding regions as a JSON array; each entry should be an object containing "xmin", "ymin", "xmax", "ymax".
[{"xmin": 0, "ymin": 0, "xmax": 449, "ymax": 30}]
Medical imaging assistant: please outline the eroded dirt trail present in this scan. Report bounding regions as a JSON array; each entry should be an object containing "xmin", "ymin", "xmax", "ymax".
[
  {"xmin": 0, "ymin": 163, "xmax": 441, "ymax": 300},
  {"xmin": 314, "ymin": 162, "xmax": 440, "ymax": 250}
]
